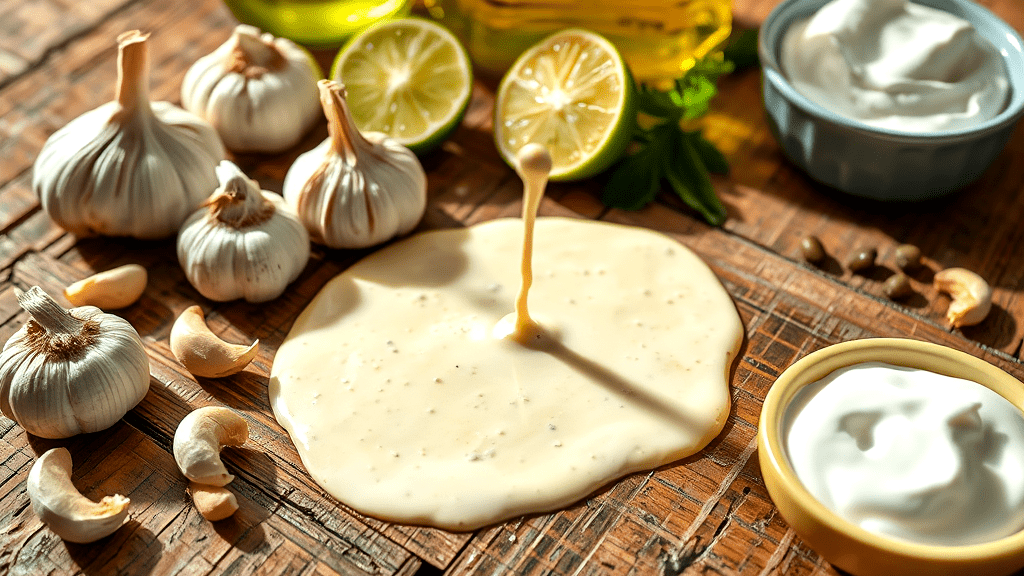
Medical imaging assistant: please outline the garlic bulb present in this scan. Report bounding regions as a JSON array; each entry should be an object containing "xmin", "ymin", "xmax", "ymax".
[
  {"xmin": 33, "ymin": 30, "xmax": 225, "ymax": 240},
  {"xmin": 182, "ymin": 25, "xmax": 321, "ymax": 153},
  {"xmin": 283, "ymin": 80, "xmax": 427, "ymax": 249},
  {"xmin": 0, "ymin": 287, "xmax": 150, "ymax": 439},
  {"xmin": 178, "ymin": 161, "xmax": 310, "ymax": 303}
]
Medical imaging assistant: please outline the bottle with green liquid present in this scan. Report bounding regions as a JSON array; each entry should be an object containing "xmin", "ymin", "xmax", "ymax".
[
  {"xmin": 222, "ymin": 0, "xmax": 413, "ymax": 46},
  {"xmin": 423, "ymin": 0, "xmax": 732, "ymax": 84}
]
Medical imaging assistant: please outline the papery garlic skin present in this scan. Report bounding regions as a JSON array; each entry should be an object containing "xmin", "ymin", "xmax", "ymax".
[
  {"xmin": 182, "ymin": 25, "xmax": 321, "ymax": 153},
  {"xmin": 33, "ymin": 31, "xmax": 224, "ymax": 240},
  {"xmin": 178, "ymin": 161, "xmax": 310, "ymax": 303},
  {"xmin": 0, "ymin": 287, "xmax": 150, "ymax": 439},
  {"xmin": 283, "ymin": 80, "xmax": 426, "ymax": 249}
]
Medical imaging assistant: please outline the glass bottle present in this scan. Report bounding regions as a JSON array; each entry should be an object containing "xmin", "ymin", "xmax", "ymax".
[
  {"xmin": 424, "ymin": 0, "xmax": 732, "ymax": 84},
  {"xmin": 222, "ymin": 0, "xmax": 413, "ymax": 47}
]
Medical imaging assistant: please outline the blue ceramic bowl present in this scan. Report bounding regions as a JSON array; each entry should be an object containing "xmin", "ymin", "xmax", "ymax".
[{"xmin": 759, "ymin": 0, "xmax": 1024, "ymax": 201}]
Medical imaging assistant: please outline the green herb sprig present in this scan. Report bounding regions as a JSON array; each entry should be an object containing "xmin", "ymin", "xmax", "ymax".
[{"xmin": 601, "ymin": 54, "xmax": 735, "ymax": 226}]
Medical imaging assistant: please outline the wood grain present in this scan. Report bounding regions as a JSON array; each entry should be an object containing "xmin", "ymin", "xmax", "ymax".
[{"xmin": 2, "ymin": 0, "xmax": 1024, "ymax": 574}]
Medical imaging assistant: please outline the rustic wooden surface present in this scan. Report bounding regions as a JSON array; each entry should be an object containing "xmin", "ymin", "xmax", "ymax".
[{"xmin": 2, "ymin": 0, "xmax": 1024, "ymax": 574}]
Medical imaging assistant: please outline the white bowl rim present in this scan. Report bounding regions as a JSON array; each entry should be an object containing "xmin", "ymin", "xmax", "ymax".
[{"xmin": 758, "ymin": 0, "xmax": 1024, "ymax": 142}]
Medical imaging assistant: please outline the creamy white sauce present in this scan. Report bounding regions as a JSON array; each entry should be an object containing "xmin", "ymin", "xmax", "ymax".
[
  {"xmin": 270, "ymin": 216, "xmax": 743, "ymax": 530},
  {"xmin": 785, "ymin": 362, "xmax": 1024, "ymax": 546},
  {"xmin": 780, "ymin": 0, "xmax": 1010, "ymax": 132}
]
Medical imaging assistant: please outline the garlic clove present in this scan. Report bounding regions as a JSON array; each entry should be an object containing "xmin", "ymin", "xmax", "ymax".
[
  {"xmin": 177, "ymin": 161, "xmax": 310, "ymax": 303},
  {"xmin": 182, "ymin": 25, "xmax": 321, "ymax": 153},
  {"xmin": 0, "ymin": 287, "xmax": 150, "ymax": 439},
  {"xmin": 189, "ymin": 482, "xmax": 239, "ymax": 521},
  {"xmin": 170, "ymin": 305, "xmax": 258, "ymax": 378},
  {"xmin": 934, "ymin": 267, "xmax": 992, "ymax": 328},
  {"xmin": 33, "ymin": 30, "xmax": 224, "ymax": 239},
  {"xmin": 173, "ymin": 406, "xmax": 249, "ymax": 486},
  {"xmin": 65, "ymin": 264, "xmax": 148, "ymax": 309},
  {"xmin": 283, "ymin": 80, "xmax": 427, "ymax": 249},
  {"xmin": 28, "ymin": 447, "xmax": 131, "ymax": 543}
]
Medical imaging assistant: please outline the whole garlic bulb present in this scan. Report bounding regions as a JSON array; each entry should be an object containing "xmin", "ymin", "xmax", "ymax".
[
  {"xmin": 181, "ymin": 25, "xmax": 321, "ymax": 153},
  {"xmin": 283, "ymin": 80, "xmax": 426, "ymax": 249},
  {"xmin": 33, "ymin": 30, "xmax": 225, "ymax": 240},
  {"xmin": 178, "ymin": 161, "xmax": 310, "ymax": 303},
  {"xmin": 0, "ymin": 287, "xmax": 150, "ymax": 439}
]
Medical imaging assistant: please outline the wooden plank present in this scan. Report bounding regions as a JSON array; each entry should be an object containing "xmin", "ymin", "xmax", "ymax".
[
  {"xmin": 0, "ymin": 420, "xmax": 418, "ymax": 576},
  {"xmin": 0, "ymin": 0, "xmax": 138, "ymax": 86}
]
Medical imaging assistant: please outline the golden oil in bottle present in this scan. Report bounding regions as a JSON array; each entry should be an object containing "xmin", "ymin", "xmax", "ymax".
[
  {"xmin": 424, "ymin": 0, "xmax": 732, "ymax": 84},
  {"xmin": 222, "ymin": 0, "xmax": 413, "ymax": 47}
]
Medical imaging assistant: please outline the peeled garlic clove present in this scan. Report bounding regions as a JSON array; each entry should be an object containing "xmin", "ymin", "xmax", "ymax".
[
  {"xmin": 0, "ymin": 287, "xmax": 150, "ymax": 439},
  {"xmin": 177, "ymin": 161, "xmax": 310, "ymax": 303},
  {"xmin": 33, "ymin": 30, "xmax": 224, "ymax": 239},
  {"xmin": 65, "ymin": 264, "xmax": 148, "ymax": 309},
  {"xmin": 170, "ymin": 305, "xmax": 258, "ymax": 378},
  {"xmin": 182, "ymin": 25, "xmax": 321, "ymax": 153},
  {"xmin": 934, "ymin": 267, "xmax": 992, "ymax": 328},
  {"xmin": 173, "ymin": 406, "xmax": 249, "ymax": 486},
  {"xmin": 283, "ymin": 80, "xmax": 427, "ymax": 249},
  {"xmin": 28, "ymin": 447, "xmax": 131, "ymax": 543},
  {"xmin": 189, "ymin": 482, "xmax": 239, "ymax": 521}
]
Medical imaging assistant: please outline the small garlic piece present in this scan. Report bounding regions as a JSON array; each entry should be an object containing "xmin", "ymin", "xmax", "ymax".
[
  {"xmin": 173, "ymin": 406, "xmax": 249, "ymax": 486},
  {"xmin": 189, "ymin": 482, "xmax": 239, "ymax": 521},
  {"xmin": 178, "ymin": 161, "xmax": 310, "ymax": 303},
  {"xmin": 33, "ymin": 31, "xmax": 224, "ymax": 239},
  {"xmin": 28, "ymin": 448, "xmax": 131, "ymax": 543},
  {"xmin": 0, "ymin": 287, "xmax": 150, "ymax": 439},
  {"xmin": 65, "ymin": 264, "xmax": 148, "ymax": 309},
  {"xmin": 934, "ymin": 267, "xmax": 992, "ymax": 328},
  {"xmin": 170, "ymin": 305, "xmax": 258, "ymax": 378},
  {"xmin": 283, "ymin": 80, "xmax": 427, "ymax": 249},
  {"xmin": 182, "ymin": 25, "xmax": 321, "ymax": 153}
]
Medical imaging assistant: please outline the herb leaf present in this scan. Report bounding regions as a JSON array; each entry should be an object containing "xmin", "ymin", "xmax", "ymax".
[{"xmin": 602, "ymin": 54, "xmax": 734, "ymax": 225}]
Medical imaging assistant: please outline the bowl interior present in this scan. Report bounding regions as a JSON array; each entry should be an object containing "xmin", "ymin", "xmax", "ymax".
[
  {"xmin": 759, "ymin": 338, "xmax": 1024, "ymax": 573},
  {"xmin": 758, "ymin": 0, "xmax": 1024, "ymax": 139}
]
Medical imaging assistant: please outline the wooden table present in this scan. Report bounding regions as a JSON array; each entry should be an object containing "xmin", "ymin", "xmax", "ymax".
[{"xmin": 2, "ymin": 0, "xmax": 1024, "ymax": 574}]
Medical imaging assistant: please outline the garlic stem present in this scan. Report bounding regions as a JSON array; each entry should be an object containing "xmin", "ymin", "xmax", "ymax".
[
  {"xmin": 18, "ymin": 287, "xmax": 85, "ymax": 334},
  {"xmin": 229, "ymin": 26, "xmax": 285, "ymax": 77},
  {"xmin": 115, "ymin": 31, "xmax": 151, "ymax": 114},
  {"xmin": 16, "ymin": 287, "xmax": 98, "ymax": 360},
  {"xmin": 320, "ymin": 80, "xmax": 362, "ymax": 166},
  {"xmin": 207, "ymin": 162, "xmax": 275, "ymax": 227}
]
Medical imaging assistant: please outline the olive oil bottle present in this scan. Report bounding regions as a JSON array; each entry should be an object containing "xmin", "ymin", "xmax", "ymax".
[
  {"xmin": 222, "ymin": 0, "xmax": 412, "ymax": 46},
  {"xmin": 424, "ymin": 0, "xmax": 732, "ymax": 84}
]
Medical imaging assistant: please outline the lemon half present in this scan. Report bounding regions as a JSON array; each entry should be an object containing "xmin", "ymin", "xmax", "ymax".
[
  {"xmin": 494, "ymin": 29, "xmax": 635, "ymax": 181},
  {"xmin": 332, "ymin": 18, "xmax": 473, "ymax": 155}
]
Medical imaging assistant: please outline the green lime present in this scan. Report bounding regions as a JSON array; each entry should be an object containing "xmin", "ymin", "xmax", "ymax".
[
  {"xmin": 331, "ymin": 17, "xmax": 472, "ymax": 155},
  {"xmin": 494, "ymin": 28, "xmax": 636, "ymax": 181}
]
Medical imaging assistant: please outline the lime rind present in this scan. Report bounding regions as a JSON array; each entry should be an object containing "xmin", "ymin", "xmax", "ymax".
[
  {"xmin": 494, "ymin": 28, "xmax": 636, "ymax": 181},
  {"xmin": 332, "ymin": 17, "xmax": 473, "ymax": 155}
]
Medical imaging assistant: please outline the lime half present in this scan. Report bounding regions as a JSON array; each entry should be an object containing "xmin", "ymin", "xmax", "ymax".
[
  {"xmin": 331, "ymin": 17, "xmax": 472, "ymax": 155},
  {"xmin": 494, "ymin": 29, "xmax": 635, "ymax": 181}
]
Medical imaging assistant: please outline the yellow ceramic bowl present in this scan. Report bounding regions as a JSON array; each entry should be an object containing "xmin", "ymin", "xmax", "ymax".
[{"xmin": 758, "ymin": 338, "xmax": 1024, "ymax": 576}]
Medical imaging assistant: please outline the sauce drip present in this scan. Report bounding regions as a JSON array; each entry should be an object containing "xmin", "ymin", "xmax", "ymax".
[{"xmin": 510, "ymin": 143, "xmax": 551, "ymax": 342}]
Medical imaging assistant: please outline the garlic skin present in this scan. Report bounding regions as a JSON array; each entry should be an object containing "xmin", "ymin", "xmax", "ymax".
[
  {"xmin": 0, "ymin": 287, "xmax": 150, "ymax": 439},
  {"xmin": 178, "ymin": 161, "xmax": 310, "ymax": 303},
  {"xmin": 182, "ymin": 25, "xmax": 321, "ymax": 153},
  {"xmin": 283, "ymin": 80, "xmax": 427, "ymax": 249},
  {"xmin": 33, "ymin": 30, "xmax": 224, "ymax": 240}
]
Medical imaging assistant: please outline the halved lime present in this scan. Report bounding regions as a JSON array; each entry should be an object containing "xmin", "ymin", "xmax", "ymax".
[
  {"xmin": 494, "ymin": 29, "xmax": 635, "ymax": 181},
  {"xmin": 331, "ymin": 17, "xmax": 472, "ymax": 155}
]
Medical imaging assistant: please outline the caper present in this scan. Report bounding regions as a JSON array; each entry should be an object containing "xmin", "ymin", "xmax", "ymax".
[
  {"xmin": 894, "ymin": 244, "xmax": 922, "ymax": 271},
  {"xmin": 883, "ymin": 273, "xmax": 913, "ymax": 300},
  {"xmin": 800, "ymin": 235, "xmax": 826, "ymax": 264},
  {"xmin": 847, "ymin": 248, "xmax": 877, "ymax": 274}
]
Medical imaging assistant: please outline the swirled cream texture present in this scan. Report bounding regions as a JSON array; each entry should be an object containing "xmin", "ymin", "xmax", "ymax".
[
  {"xmin": 786, "ymin": 362, "xmax": 1024, "ymax": 546},
  {"xmin": 781, "ymin": 0, "xmax": 1010, "ymax": 132}
]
